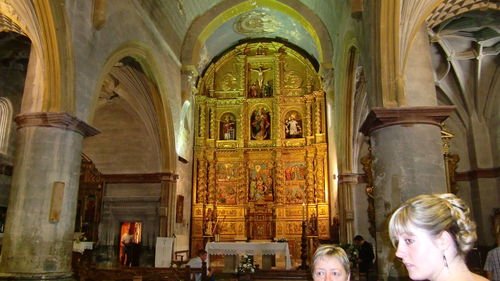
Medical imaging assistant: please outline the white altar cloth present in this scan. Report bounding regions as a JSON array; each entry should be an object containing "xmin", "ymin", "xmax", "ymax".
[
  {"xmin": 73, "ymin": 241, "xmax": 93, "ymax": 254},
  {"xmin": 205, "ymin": 242, "xmax": 292, "ymax": 270}
]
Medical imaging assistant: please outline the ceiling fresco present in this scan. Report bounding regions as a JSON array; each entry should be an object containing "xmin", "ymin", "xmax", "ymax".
[{"xmin": 199, "ymin": 7, "xmax": 319, "ymax": 72}]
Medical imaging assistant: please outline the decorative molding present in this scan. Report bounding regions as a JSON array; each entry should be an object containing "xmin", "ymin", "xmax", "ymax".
[
  {"xmin": 360, "ymin": 106, "xmax": 455, "ymax": 135},
  {"xmin": 103, "ymin": 172, "xmax": 179, "ymax": 183},
  {"xmin": 456, "ymin": 167, "xmax": 500, "ymax": 181},
  {"xmin": 337, "ymin": 173, "xmax": 366, "ymax": 184},
  {"xmin": 15, "ymin": 112, "xmax": 100, "ymax": 137}
]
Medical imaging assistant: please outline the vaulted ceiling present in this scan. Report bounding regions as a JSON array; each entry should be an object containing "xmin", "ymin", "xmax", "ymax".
[{"xmin": 137, "ymin": 0, "xmax": 335, "ymax": 73}]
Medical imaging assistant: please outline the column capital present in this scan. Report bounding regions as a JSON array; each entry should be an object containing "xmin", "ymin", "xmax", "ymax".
[
  {"xmin": 360, "ymin": 106, "xmax": 455, "ymax": 136},
  {"xmin": 15, "ymin": 112, "xmax": 100, "ymax": 137},
  {"xmin": 337, "ymin": 173, "xmax": 365, "ymax": 184}
]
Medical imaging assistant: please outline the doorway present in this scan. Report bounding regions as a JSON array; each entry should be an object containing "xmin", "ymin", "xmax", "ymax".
[{"xmin": 119, "ymin": 222, "xmax": 142, "ymax": 266}]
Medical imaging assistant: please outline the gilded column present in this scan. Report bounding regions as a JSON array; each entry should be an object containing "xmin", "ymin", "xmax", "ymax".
[
  {"xmin": 306, "ymin": 148, "xmax": 316, "ymax": 203},
  {"xmin": 207, "ymin": 100, "xmax": 216, "ymax": 147},
  {"xmin": 197, "ymin": 98, "xmax": 206, "ymax": 140},
  {"xmin": 0, "ymin": 112, "xmax": 98, "ymax": 280},
  {"xmin": 305, "ymin": 96, "xmax": 313, "ymax": 145},
  {"xmin": 275, "ymin": 151, "xmax": 285, "ymax": 204},
  {"xmin": 315, "ymin": 145, "xmax": 327, "ymax": 203},
  {"xmin": 314, "ymin": 91, "xmax": 325, "ymax": 136},
  {"xmin": 206, "ymin": 150, "xmax": 216, "ymax": 204},
  {"xmin": 196, "ymin": 156, "xmax": 208, "ymax": 204}
]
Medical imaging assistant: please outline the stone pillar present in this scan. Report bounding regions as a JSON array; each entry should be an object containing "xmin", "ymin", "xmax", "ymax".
[
  {"xmin": 159, "ymin": 173, "xmax": 178, "ymax": 237},
  {"xmin": 337, "ymin": 174, "xmax": 356, "ymax": 243},
  {"xmin": 360, "ymin": 106, "xmax": 454, "ymax": 280},
  {"xmin": 0, "ymin": 112, "xmax": 98, "ymax": 280}
]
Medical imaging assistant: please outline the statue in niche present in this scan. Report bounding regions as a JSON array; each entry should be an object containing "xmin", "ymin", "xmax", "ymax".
[
  {"xmin": 263, "ymin": 80, "xmax": 273, "ymax": 97},
  {"xmin": 250, "ymin": 66, "xmax": 271, "ymax": 90},
  {"xmin": 248, "ymin": 65, "xmax": 271, "ymax": 98},
  {"xmin": 220, "ymin": 114, "xmax": 236, "ymax": 140},
  {"xmin": 308, "ymin": 213, "xmax": 318, "ymax": 235},
  {"xmin": 251, "ymin": 107, "xmax": 271, "ymax": 140},
  {"xmin": 285, "ymin": 112, "xmax": 302, "ymax": 138},
  {"xmin": 249, "ymin": 82, "xmax": 260, "ymax": 98},
  {"xmin": 204, "ymin": 208, "xmax": 215, "ymax": 236}
]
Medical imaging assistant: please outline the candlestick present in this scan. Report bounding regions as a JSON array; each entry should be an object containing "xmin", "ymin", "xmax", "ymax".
[{"xmin": 302, "ymin": 202, "xmax": 305, "ymax": 221}]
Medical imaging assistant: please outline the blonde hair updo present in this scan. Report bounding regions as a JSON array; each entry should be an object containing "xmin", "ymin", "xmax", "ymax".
[{"xmin": 388, "ymin": 193, "xmax": 477, "ymax": 256}]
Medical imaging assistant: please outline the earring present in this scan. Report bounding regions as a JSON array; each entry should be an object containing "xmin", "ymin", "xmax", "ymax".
[{"xmin": 443, "ymin": 254, "xmax": 448, "ymax": 268}]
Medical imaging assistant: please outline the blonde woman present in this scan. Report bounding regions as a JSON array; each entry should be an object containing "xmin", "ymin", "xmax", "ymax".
[
  {"xmin": 312, "ymin": 245, "xmax": 350, "ymax": 281},
  {"xmin": 388, "ymin": 193, "xmax": 487, "ymax": 281}
]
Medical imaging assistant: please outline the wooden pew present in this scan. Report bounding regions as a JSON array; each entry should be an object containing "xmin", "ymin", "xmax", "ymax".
[
  {"xmin": 75, "ymin": 265, "xmax": 199, "ymax": 281},
  {"xmin": 250, "ymin": 269, "xmax": 313, "ymax": 281}
]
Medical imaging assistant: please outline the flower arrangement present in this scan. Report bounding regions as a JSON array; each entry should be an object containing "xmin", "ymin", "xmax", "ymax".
[
  {"xmin": 340, "ymin": 243, "xmax": 358, "ymax": 263},
  {"xmin": 238, "ymin": 255, "xmax": 255, "ymax": 273}
]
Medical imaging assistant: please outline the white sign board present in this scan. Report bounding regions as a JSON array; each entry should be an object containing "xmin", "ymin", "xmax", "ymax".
[{"xmin": 155, "ymin": 237, "xmax": 174, "ymax": 268}]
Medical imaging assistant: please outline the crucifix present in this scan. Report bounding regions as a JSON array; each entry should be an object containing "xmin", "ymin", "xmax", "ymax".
[{"xmin": 250, "ymin": 65, "xmax": 271, "ymax": 89}]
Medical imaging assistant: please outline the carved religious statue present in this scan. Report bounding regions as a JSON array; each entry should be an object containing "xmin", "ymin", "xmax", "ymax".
[
  {"xmin": 285, "ymin": 113, "xmax": 302, "ymax": 138},
  {"xmin": 220, "ymin": 114, "xmax": 236, "ymax": 140},
  {"xmin": 204, "ymin": 208, "xmax": 216, "ymax": 236},
  {"xmin": 308, "ymin": 213, "xmax": 318, "ymax": 235}
]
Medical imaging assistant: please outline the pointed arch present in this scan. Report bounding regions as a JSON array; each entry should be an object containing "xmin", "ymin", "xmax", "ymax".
[
  {"xmin": 0, "ymin": 0, "xmax": 74, "ymax": 113},
  {"xmin": 90, "ymin": 42, "xmax": 176, "ymax": 172},
  {"xmin": 0, "ymin": 98, "xmax": 13, "ymax": 154}
]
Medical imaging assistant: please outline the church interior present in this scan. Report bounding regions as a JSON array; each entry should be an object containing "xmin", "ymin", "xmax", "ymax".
[{"xmin": 0, "ymin": 0, "xmax": 498, "ymax": 280}]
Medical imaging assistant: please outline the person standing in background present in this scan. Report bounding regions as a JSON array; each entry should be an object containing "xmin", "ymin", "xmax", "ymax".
[
  {"xmin": 121, "ymin": 228, "xmax": 135, "ymax": 266},
  {"xmin": 353, "ymin": 235, "xmax": 375, "ymax": 280},
  {"xmin": 484, "ymin": 232, "xmax": 500, "ymax": 281}
]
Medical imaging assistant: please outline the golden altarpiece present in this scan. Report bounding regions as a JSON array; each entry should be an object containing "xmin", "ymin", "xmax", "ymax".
[{"xmin": 191, "ymin": 42, "xmax": 329, "ymax": 261}]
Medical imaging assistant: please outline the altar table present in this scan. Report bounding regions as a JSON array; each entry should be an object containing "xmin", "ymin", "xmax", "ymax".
[{"xmin": 205, "ymin": 242, "xmax": 292, "ymax": 272}]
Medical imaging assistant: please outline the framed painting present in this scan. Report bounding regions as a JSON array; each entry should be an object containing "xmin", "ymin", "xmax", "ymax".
[{"xmin": 176, "ymin": 195, "xmax": 184, "ymax": 223}]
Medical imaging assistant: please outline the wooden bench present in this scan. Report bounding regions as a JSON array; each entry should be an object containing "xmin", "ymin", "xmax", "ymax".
[
  {"xmin": 250, "ymin": 269, "xmax": 313, "ymax": 281},
  {"xmin": 75, "ymin": 265, "xmax": 201, "ymax": 281}
]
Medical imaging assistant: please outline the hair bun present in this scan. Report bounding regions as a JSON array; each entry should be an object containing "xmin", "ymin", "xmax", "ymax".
[{"xmin": 439, "ymin": 193, "xmax": 477, "ymax": 254}]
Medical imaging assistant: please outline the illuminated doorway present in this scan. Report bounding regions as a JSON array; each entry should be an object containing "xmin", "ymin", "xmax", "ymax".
[{"xmin": 119, "ymin": 222, "xmax": 142, "ymax": 266}]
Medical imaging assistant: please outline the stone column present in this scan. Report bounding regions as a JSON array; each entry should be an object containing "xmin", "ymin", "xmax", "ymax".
[
  {"xmin": 0, "ymin": 112, "xmax": 98, "ymax": 280},
  {"xmin": 337, "ymin": 174, "xmax": 357, "ymax": 243},
  {"xmin": 360, "ymin": 106, "xmax": 454, "ymax": 280},
  {"xmin": 159, "ymin": 173, "xmax": 178, "ymax": 237}
]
